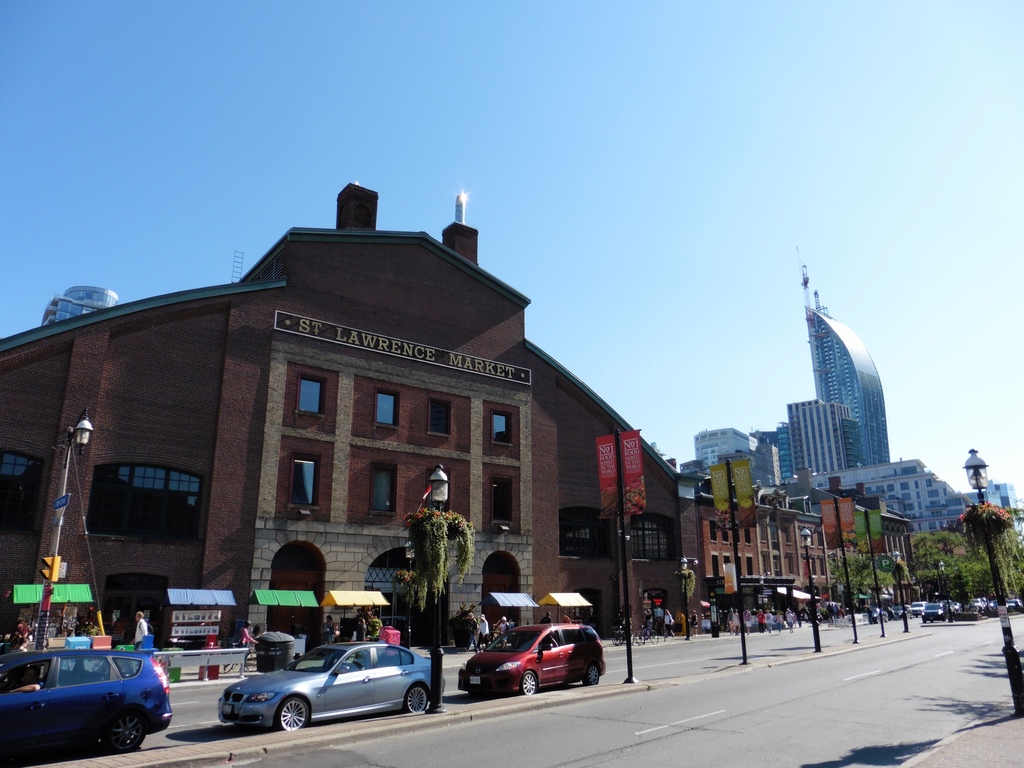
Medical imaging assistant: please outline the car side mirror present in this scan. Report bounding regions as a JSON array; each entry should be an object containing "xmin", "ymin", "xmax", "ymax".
[{"xmin": 333, "ymin": 663, "xmax": 354, "ymax": 675}]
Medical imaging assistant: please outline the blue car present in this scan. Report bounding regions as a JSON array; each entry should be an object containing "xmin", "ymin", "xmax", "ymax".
[{"xmin": 0, "ymin": 648, "xmax": 173, "ymax": 757}]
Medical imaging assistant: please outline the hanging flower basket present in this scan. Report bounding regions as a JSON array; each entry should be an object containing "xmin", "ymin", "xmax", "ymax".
[
  {"xmin": 674, "ymin": 568, "xmax": 696, "ymax": 596},
  {"xmin": 404, "ymin": 508, "xmax": 475, "ymax": 611},
  {"xmin": 960, "ymin": 502, "xmax": 1014, "ymax": 538}
]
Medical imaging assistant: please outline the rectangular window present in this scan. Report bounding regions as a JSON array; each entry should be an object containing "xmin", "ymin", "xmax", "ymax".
[
  {"xmin": 712, "ymin": 554, "xmax": 720, "ymax": 577},
  {"xmin": 298, "ymin": 378, "xmax": 323, "ymax": 414},
  {"xmin": 709, "ymin": 521, "xmax": 718, "ymax": 541},
  {"xmin": 744, "ymin": 528, "xmax": 751, "ymax": 544},
  {"xmin": 371, "ymin": 466, "xmax": 396, "ymax": 512},
  {"xmin": 492, "ymin": 478, "xmax": 512, "ymax": 520},
  {"xmin": 746, "ymin": 556, "xmax": 754, "ymax": 575},
  {"xmin": 376, "ymin": 391, "xmax": 397, "ymax": 426},
  {"xmin": 291, "ymin": 459, "xmax": 317, "ymax": 505},
  {"xmin": 492, "ymin": 412, "xmax": 510, "ymax": 443},
  {"xmin": 429, "ymin": 400, "xmax": 450, "ymax": 434}
]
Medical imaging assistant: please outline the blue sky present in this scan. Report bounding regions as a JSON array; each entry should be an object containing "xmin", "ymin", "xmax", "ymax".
[{"xmin": 2, "ymin": 3, "xmax": 1021, "ymax": 498}]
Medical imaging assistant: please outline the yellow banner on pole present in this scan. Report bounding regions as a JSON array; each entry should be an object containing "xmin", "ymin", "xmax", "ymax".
[
  {"xmin": 709, "ymin": 463, "xmax": 730, "ymax": 512},
  {"xmin": 731, "ymin": 459, "xmax": 757, "ymax": 527}
]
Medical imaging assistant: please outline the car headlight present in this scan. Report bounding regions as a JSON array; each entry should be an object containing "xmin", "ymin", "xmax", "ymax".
[
  {"xmin": 246, "ymin": 692, "xmax": 279, "ymax": 702},
  {"xmin": 495, "ymin": 661, "xmax": 522, "ymax": 672}
]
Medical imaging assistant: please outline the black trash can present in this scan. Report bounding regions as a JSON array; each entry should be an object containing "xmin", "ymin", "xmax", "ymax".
[{"xmin": 255, "ymin": 632, "xmax": 294, "ymax": 673}]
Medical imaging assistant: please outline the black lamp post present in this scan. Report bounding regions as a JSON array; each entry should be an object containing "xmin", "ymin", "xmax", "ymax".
[
  {"xmin": 893, "ymin": 550, "xmax": 910, "ymax": 633},
  {"xmin": 427, "ymin": 464, "xmax": 449, "ymax": 714},
  {"xmin": 965, "ymin": 449, "xmax": 1024, "ymax": 716},
  {"xmin": 938, "ymin": 560, "xmax": 953, "ymax": 623},
  {"xmin": 36, "ymin": 409, "xmax": 93, "ymax": 650},
  {"xmin": 800, "ymin": 527, "xmax": 822, "ymax": 653},
  {"xmin": 404, "ymin": 541, "xmax": 414, "ymax": 648}
]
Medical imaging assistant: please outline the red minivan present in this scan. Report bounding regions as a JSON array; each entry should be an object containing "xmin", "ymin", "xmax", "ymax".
[{"xmin": 457, "ymin": 623, "xmax": 605, "ymax": 696}]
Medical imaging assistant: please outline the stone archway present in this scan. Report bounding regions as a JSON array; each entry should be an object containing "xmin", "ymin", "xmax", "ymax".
[
  {"xmin": 269, "ymin": 542, "xmax": 324, "ymax": 638},
  {"xmin": 481, "ymin": 552, "xmax": 525, "ymax": 627}
]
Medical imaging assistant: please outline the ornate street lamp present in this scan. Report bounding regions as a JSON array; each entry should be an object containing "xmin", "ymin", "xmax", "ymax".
[
  {"xmin": 800, "ymin": 528, "xmax": 822, "ymax": 653},
  {"xmin": 404, "ymin": 541, "xmax": 414, "ymax": 648},
  {"xmin": 964, "ymin": 450, "xmax": 1024, "ymax": 716},
  {"xmin": 893, "ymin": 550, "xmax": 910, "ymax": 633},
  {"xmin": 427, "ymin": 464, "xmax": 449, "ymax": 714},
  {"xmin": 36, "ymin": 409, "xmax": 93, "ymax": 649}
]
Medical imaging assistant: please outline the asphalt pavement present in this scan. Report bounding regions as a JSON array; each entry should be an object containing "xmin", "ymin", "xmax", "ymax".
[{"xmin": 42, "ymin": 622, "xmax": 1024, "ymax": 768}]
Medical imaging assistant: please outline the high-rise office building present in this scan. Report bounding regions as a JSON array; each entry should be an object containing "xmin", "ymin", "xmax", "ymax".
[
  {"xmin": 42, "ymin": 286, "xmax": 118, "ymax": 326},
  {"xmin": 694, "ymin": 428, "xmax": 755, "ymax": 470},
  {"xmin": 805, "ymin": 289, "xmax": 889, "ymax": 467},
  {"xmin": 787, "ymin": 399, "xmax": 862, "ymax": 475}
]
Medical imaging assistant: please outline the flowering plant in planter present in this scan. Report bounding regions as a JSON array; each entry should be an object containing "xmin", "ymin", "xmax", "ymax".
[{"xmin": 404, "ymin": 508, "xmax": 474, "ymax": 611}]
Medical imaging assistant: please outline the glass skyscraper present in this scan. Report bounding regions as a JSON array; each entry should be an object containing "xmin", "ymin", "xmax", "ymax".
[{"xmin": 806, "ymin": 307, "xmax": 889, "ymax": 467}]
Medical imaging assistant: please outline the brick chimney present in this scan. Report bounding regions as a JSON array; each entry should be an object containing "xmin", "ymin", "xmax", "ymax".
[
  {"xmin": 442, "ymin": 193, "xmax": 478, "ymax": 264},
  {"xmin": 828, "ymin": 476, "xmax": 842, "ymax": 493},
  {"xmin": 336, "ymin": 183, "xmax": 378, "ymax": 230}
]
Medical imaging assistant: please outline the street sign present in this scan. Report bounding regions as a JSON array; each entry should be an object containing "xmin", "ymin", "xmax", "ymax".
[
  {"xmin": 876, "ymin": 555, "xmax": 894, "ymax": 573},
  {"xmin": 53, "ymin": 494, "xmax": 70, "ymax": 510}
]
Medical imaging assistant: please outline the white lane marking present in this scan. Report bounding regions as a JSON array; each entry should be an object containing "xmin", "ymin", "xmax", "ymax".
[
  {"xmin": 636, "ymin": 709, "xmax": 726, "ymax": 735},
  {"xmin": 843, "ymin": 670, "xmax": 881, "ymax": 682},
  {"xmin": 171, "ymin": 700, "xmax": 199, "ymax": 705},
  {"xmin": 933, "ymin": 651, "xmax": 954, "ymax": 659}
]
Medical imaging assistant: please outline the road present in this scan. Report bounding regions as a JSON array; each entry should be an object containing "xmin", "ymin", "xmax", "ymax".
[{"xmin": 13, "ymin": 618, "xmax": 1021, "ymax": 767}]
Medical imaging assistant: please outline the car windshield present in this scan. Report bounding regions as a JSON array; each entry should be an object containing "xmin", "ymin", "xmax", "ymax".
[
  {"xmin": 486, "ymin": 630, "xmax": 541, "ymax": 653},
  {"xmin": 286, "ymin": 647, "xmax": 344, "ymax": 673},
  {"xmin": 925, "ymin": 603, "xmax": 942, "ymax": 610}
]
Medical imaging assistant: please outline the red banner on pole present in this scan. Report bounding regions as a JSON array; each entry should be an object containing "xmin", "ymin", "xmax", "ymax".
[
  {"xmin": 838, "ymin": 497, "xmax": 857, "ymax": 549},
  {"xmin": 620, "ymin": 430, "xmax": 646, "ymax": 516},
  {"xmin": 595, "ymin": 434, "xmax": 618, "ymax": 518},
  {"xmin": 821, "ymin": 499, "xmax": 840, "ymax": 549}
]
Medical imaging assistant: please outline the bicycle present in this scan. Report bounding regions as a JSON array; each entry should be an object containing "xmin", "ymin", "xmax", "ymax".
[{"xmin": 611, "ymin": 626, "xmax": 625, "ymax": 646}]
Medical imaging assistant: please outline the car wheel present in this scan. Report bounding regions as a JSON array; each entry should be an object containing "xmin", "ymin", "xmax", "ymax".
[
  {"xmin": 581, "ymin": 662, "xmax": 601, "ymax": 687},
  {"xmin": 102, "ymin": 711, "xmax": 146, "ymax": 753},
  {"xmin": 519, "ymin": 670, "xmax": 539, "ymax": 696},
  {"xmin": 276, "ymin": 696, "xmax": 310, "ymax": 731},
  {"xmin": 403, "ymin": 683, "xmax": 429, "ymax": 714}
]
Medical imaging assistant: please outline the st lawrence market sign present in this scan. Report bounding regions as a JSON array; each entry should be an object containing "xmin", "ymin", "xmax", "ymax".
[{"xmin": 275, "ymin": 311, "xmax": 532, "ymax": 385}]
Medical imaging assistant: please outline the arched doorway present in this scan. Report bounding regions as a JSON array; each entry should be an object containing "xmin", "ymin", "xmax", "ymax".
[
  {"xmin": 269, "ymin": 542, "xmax": 323, "ymax": 638},
  {"xmin": 103, "ymin": 573, "xmax": 167, "ymax": 646},
  {"xmin": 365, "ymin": 548, "xmax": 426, "ymax": 646},
  {"xmin": 481, "ymin": 552, "xmax": 525, "ymax": 627}
]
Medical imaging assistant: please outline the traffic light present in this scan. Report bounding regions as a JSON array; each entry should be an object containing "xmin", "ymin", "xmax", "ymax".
[{"xmin": 41, "ymin": 555, "xmax": 61, "ymax": 582}]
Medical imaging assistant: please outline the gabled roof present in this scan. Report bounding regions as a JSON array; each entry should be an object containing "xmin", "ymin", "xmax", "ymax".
[
  {"xmin": 525, "ymin": 339, "xmax": 678, "ymax": 478},
  {"xmin": 245, "ymin": 228, "xmax": 531, "ymax": 309}
]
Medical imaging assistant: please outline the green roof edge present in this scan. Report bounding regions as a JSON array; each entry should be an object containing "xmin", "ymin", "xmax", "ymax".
[
  {"xmin": 244, "ymin": 228, "xmax": 530, "ymax": 309},
  {"xmin": 524, "ymin": 339, "xmax": 678, "ymax": 477},
  {"xmin": 0, "ymin": 280, "xmax": 286, "ymax": 354}
]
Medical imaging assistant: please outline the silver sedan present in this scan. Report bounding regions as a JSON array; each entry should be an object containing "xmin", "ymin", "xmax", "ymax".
[{"xmin": 218, "ymin": 643, "xmax": 435, "ymax": 731}]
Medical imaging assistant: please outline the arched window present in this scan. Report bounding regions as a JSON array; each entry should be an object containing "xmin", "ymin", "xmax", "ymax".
[
  {"xmin": 558, "ymin": 506, "xmax": 610, "ymax": 558},
  {"xmin": 87, "ymin": 464, "xmax": 202, "ymax": 539},
  {"xmin": 630, "ymin": 514, "xmax": 673, "ymax": 560},
  {"xmin": 0, "ymin": 452, "xmax": 43, "ymax": 530}
]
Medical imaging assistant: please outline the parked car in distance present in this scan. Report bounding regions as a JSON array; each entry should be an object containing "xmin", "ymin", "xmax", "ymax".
[
  {"xmin": 969, "ymin": 598, "xmax": 988, "ymax": 612},
  {"xmin": 0, "ymin": 648, "xmax": 172, "ymax": 758},
  {"xmin": 458, "ymin": 623, "xmax": 605, "ymax": 696},
  {"xmin": 910, "ymin": 601, "xmax": 927, "ymax": 617},
  {"xmin": 219, "ymin": 642, "xmax": 434, "ymax": 731},
  {"xmin": 1006, "ymin": 598, "xmax": 1023, "ymax": 613},
  {"xmin": 922, "ymin": 603, "xmax": 946, "ymax": 623}
]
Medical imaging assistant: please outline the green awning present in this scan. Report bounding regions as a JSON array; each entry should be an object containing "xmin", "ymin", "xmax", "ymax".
[
  {"xmin": 857, "ymin": 594, "xmax": 873, "ymax": 599},
  {"xmin": 12, "ymin": 584, "xmax": 94, "ymax": 604},
  {"xmin": 248, "ymin": 590, "xmax": 319, "ymax": 607}
]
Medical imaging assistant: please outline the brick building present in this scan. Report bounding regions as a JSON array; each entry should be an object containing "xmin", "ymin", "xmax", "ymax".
[{"xmin": 0, "ymin": 184, "xmax": 682, "ymax": 645}]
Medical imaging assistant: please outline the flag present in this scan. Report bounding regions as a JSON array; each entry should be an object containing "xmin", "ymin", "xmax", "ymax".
[
  {"xmin": 620, "ymin": 430, "xmax": 646, "ymax": 516},
  {"xmin": 595, "ymin": 434, "xmax": 618, "ymax": 518},
  {"xmin": 821, "ymin": 499, "xmax": 840, "ymax": 549},
  {"xmin": 732, "ymin": 459, "xmax": 756, "ymax": 527}
]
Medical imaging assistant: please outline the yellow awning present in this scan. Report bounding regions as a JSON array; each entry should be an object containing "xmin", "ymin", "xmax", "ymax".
[
  {"xmin": 320, "ymin": 590, "xmax": 390, "ymax": 607},
  {"xmin": 537, "ymin": 593, "xmax": 592, "ymax": 607}
]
